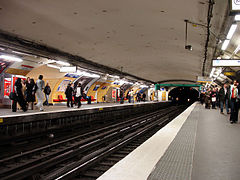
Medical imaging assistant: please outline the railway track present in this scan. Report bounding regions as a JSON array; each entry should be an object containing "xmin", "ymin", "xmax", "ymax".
[{"xmin": 0, "ymin": 105, "xmax": 186, "ymax": 180}]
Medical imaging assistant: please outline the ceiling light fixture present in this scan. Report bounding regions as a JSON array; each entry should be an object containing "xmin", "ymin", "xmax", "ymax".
[
  {"xmin": 56, "ymin": 60, "xmax": 70, "ymax": 66},
  {"xmin": 0, "ymin": 54, "xmax": 23, "ymax": 62},
  {"xmin": 235, "ymin": 14, "xmax": 240, "ymax": 21},
  {"xmin": 234, "ymin": 44, "xmax": 240, "ymax": 54},
  {"xmin": 209, "ymin": 67, "xmax": 216, "ymax": 78},
  {"xmin": 47, "ymin": 64, "xmax": 60, "ymax": 69},
  {"xmin": 226, "ymin": 24, "xmax": 237, "ymax": 39},
  {"xmin": 221, "ymin": 40, "xmax": 230, "ymax": 50}
]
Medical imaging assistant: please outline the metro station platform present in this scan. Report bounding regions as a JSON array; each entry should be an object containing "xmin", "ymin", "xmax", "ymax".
[
  {"xmin": 0, "ymin": 102, "xmax": 153, "ymax": 117},
  {"xmin": 0, "ymin": 101, "xmax": 171, "ymax": 139},
  {"xmin": 97, "ymin": 103, "xmax": 240, "ymax": 180}
]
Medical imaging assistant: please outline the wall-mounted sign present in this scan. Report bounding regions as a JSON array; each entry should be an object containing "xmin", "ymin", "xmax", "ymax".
[
  {"xmin": 0, "ymin": 60, "xmax": 12, "ymax": 74},
  {"xmin": 230, "ymin": 0, "xmax": 240, "ymax": 14},
  {"xmin": 232, "ymin": 0, "xmax": 240, "ymax": 10},
  {"xmin": 4, "ymin": 78, "xmax": 11, "ymax": 98},
  {"xmin": 224, "ymin": 71, "xmax": 236, "ymax": 76},
  {"xmin": 212, "ymin": 59, "xmax": 240, "ymax": 66},
  {"xmin": 197, "ymin": 76, "xmax": 212, "ymax": 83},
  {"xmin": 60, "ymin": 66, "xmax": 77, "ymax": 73},
  {"xmin": 112, "ymin": 89, "xmax": 116, "ymax": 98}
]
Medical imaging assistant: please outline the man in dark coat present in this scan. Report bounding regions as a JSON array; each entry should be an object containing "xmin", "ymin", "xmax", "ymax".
[
  {"xmin": 12, "ymin": 78, "xmax": 27, "ymax": 112},
  {"xmin": 65, "ymin": 83, "xmax": 74, "ymax": 107},
  {"xmin": 219, "ymin": 83, "xmax": 230, "ymax": 114}
]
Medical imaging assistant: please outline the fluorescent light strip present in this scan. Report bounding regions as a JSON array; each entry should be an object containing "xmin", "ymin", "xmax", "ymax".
[
  {"xmin": 234, "ymin": 44, "xmax": 240, "ymax": 54},
  {"xmin": 221, "ymin": 40, "xmax": 230, "ymax": 50},
  {"xmin": 226, "ymin": 24, "xmax": 237, "ymax": 39},
  {"xmin": 209, "ymin": 67, "xmax": 215, "ymax": 78},
  {"xmin": 56, "ymin": 60, "xmax": 70, "ymax": 66},
  {"xmin": 0, "ymin": 55, "xmax": 23, "ymax": 62},
  {"xmin": 47, "ymin": 64, "xmax": 60, "ymax": 69},
  {"xmin": 235, "ymin": 15, "xmax": 240, "ymax": 21}
]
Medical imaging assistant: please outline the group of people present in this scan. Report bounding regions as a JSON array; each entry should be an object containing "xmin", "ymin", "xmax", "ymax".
[
  {"xmin": 200, "ymin": 80, "xmax": 240, "ymax": 124},
  {"xmin": 65, "ymin": 82, "xmax": 84, "ymax": 108},
  {"xmin": 12, "ymin": 75, "xmax": 51, "ymax": 112},
  {"xmin": 126, "ymin": 90, "xmax": 146, "ymax": 103}
]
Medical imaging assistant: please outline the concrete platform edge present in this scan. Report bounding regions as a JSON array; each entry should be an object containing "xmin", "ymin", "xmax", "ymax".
[{"xmin": 97, "ymin": 102, "xmax": 197, "ymax": 180}]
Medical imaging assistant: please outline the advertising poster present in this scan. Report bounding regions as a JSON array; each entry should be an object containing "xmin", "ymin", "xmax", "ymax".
[
  {"xmin": 112, "ymin": 89, "xmax": 116, "ymax": 98},
  {"xmin": 74, "ymin": 76, "xmax": 94, "ymax": 90},
  {"xmin": 57, "ymin": 79, "xmax": 71, "ymax": 92},
  {"xmin": 162, "ymin": 91, "xmax": 166, "ymax": 101},
  {"xmin": 0, "ymin": 60, "xmax": 12, "ymax": 74},
  {"xmin": 4, "ymin": 78, "xmax": 11, "ymax": 98},
  {"xmin": 121, "ymin": 83, "xmax": 132, "ymax": 92}
]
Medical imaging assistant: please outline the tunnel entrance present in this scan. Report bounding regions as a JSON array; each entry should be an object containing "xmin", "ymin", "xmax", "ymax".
[{"xmin": 169, "ymin": 87, "xmax": 199, "ymax": 104}]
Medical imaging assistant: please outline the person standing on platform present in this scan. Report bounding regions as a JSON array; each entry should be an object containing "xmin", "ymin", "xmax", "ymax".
[
  {"xmin": 127, "ymin": 90, "xmax": 130, "ymax": 103},
  {"xmin": 75, "ymin": 83, "xmax": 83, "ymax": 108},
  {"xmin": 44, "ymin": 82, "xmax": 51, "ymax": 106},
  {"xmin": 229, "ymin": 80, "xmax": 239, "ymax": 123},
  {"xmin": 36, "ymin": 75, "xmax": 45, "ymax": 111},
  {"xmin": 12, "ymin": 78, "xmax": 27, "ymax": 112},
  {"xmin": 65, "ymin": 83, "xmax": 74, "ymax": 107},
  {"xmin": 205, "ymin": 89, "xmax": 211, "ymax": 109},
  {"xmin": 136, "ymin": 91, "xmax": 141, "ymax": 102},
  {"xmin": 142, "ymin": 93, "xmax": 146, "ymax": 102},
  {"xmin": 210, "ymin": 88, "xmax": 217, "ymax": 109},
  {"xmin": 129, "ymin": 90, "xmax": 134, "ymax": 103},
  {"xmin": 120, "ymin": 89, "xmax": 124, "ymax": 104},
  {"xmin": 219, "ymin": 83, "xmax": 230, "ymax": 114},
  {"xmin": 26, "ymin": 78, "xmax": 36, "ymax": 110}
]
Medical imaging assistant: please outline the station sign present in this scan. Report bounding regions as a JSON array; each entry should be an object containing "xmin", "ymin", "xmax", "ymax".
[
  {"xmin": 224, "ymin": 71, "xmax": 236, "ymax": 76},
  {"xmin": 230, "ymin": 0, "xmax": 240, "ymax": 14},
  {"xmin": 212, "ymin": 59, "xmax": 240, "ymax": 66},
  {"xmin": 196, "ymin": 76, "xmax": 212, "ymax": 83},
  {"xmin": 60, "ymin": 66, "xmax": 77, "ymax": 73}
]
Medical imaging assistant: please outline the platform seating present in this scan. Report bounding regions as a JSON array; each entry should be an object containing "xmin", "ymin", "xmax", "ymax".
[{"xmin": 53, "ymin": 95, "xmax": 96, "ymax": 102}]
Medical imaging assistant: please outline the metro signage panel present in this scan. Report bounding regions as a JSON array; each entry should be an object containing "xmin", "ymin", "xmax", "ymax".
[
  {"xmin": 212, "ymin": 59, "xmax": 240, "ymax": 66},
  {"xmin": 230, "ymin": 0, "xmax": 240, "ymax": 13},
  {"xmin": 60, "ymin": 66, "xmax": 77, "ymax": 73}
]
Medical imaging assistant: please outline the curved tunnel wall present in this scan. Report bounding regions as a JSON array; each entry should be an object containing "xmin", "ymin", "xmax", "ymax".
[
  {"xmin": 1, "ymin": 61, "xmax": 149, "ymax": 107},
  {"xmin": 169, "ymin": 87, "xmax": 199, "ymax": 104}
]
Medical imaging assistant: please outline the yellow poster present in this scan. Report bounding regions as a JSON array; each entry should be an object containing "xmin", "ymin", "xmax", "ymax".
[{"xmin": 162, "ymin": 91, "xmax": 166, "ymax": 101}]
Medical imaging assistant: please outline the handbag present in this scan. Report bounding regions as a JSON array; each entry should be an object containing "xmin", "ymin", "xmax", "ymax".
[{"xmin": 9, "ymin": 92, "xmax": 17, "ymax": 100}]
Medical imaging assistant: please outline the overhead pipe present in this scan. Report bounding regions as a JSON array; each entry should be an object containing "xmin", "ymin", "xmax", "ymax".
[{"xmin": 202, "ymin": 0, "xmax": 215, "ymax": 76}]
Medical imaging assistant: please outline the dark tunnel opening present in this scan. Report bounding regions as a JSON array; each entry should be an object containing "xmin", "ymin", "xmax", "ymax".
[{"xmin": 169, "ymin": 87, "xmax": 199, "ymax": 105}]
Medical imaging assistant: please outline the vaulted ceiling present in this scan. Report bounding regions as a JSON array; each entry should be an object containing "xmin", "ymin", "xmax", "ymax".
[{"xmin": 0, "ymin": 0, "xmax": 228, "ymax": 82}]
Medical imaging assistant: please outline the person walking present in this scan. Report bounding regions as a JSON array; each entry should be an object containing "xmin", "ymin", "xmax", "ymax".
[
  {"xmin": 65, "ymin": 83, "xmax": 74, "ymax": 107},
  {"xmin": 229, "ymin": 80, "xmax": 239, "ymax": 123},
  {"xmin": 75, "ymin": 83, "xmax": 83, "ymax": 108},
  {"xmin": 36, "ymin": 75, "xmax": 45, "ymax": 111},
  {"xmin": 44, "ymin": 82, "xmax": 51, "ymax": 106},
  {"xmin": 12, "ymin": 78, "xmax": 27, "ymax": 112},
  {"xmin": 219, "ymin": 83, "xmax": 230, "ymax": 114}
]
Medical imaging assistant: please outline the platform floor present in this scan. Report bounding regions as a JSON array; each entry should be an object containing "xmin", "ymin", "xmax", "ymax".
[
  {"xmin": 98, "ymin": 103, "xmax": 240, "ymax": 180},
  {"xmin": 0, "ymin": 101, "xmax": 153, "ymax": 118}
]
